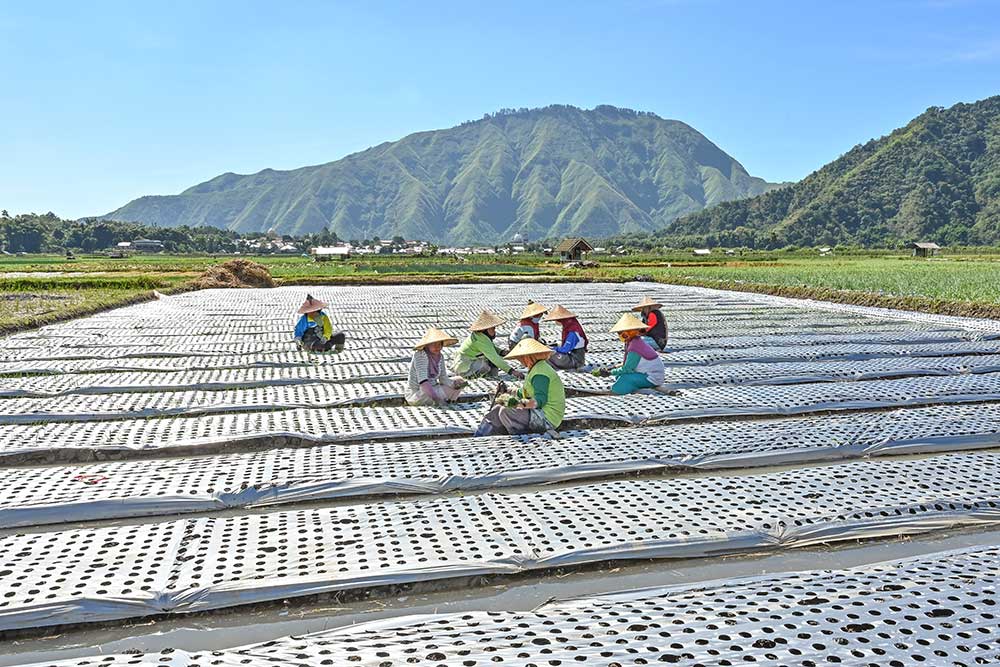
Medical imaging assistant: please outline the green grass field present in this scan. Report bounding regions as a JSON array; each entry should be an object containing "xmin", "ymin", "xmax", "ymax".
[
  {"xmin": 4, "ymin": 251, "xmax": 1000, "ymax": 332},
  {"xmin": 597, "ymin": 257, "xmax": 1000, "ymax": 303}
]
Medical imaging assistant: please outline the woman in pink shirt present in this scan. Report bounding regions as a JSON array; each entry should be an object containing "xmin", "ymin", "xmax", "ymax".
[{"xmin": 608, "ymin": 314, "xmax": 665, "ymax": 394}]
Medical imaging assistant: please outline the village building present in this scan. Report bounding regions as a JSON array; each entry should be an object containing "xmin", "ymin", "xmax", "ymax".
[
  {"xmin": 132, "ymin": 238, "xmax": 164, "ymax": 252},
  {"xmin": 311, "ymin": 245, "xmax": 352, "ymax": 261},
  {"xmin": 911, "ymin": 241, "xmax": 942, "ymax": 258},
  {"xmin": 555, "ymin": 237, "xmax": 593, "ymax": 261}
]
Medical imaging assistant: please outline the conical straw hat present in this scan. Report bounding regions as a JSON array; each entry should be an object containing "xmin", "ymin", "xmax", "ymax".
[
  {"xmin": 414, "ymin": 327, "xmax": 458, "ymax": 351},
  {"xmin": 610, "ymin": 313, "xmax": 650, "ymax": 333},
  {"xmin": 543, "ymin": 304, "xmax": 577, "ymax": 321},
  {"xmin": 519, "ymin": 301, "xmax": 548, "ymax": 319},
  {"xmin": 297, "ymin": 294, "xmax": 328, "ymax": 314},
  {"xmin": 631, "ymin": 296, "xmax": 663, "ymax": 312},
  {"xmin": 469, "ymin": 310, "xmax": 505, "ymax": 332},
  {"xmin": 504, "ymin": 338, "xmax": 553, "ymax": 361}
]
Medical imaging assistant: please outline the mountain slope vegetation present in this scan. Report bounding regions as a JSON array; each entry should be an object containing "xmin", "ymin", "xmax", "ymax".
[
  {"xmin": 665, "ymin": 96, "xmax": 1000, "ymax": 248},
  {"xmin": 101, "ymin": 105, "xmax": 776, "ymax": 244}
]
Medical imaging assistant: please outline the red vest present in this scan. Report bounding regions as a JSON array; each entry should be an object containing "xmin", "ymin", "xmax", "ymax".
[
  {"xmin": 561, "ymin": 318, "xmax": 589, "ymax": 349},
  {"xmin": 643, "ymin": 308, "xmax": 668, "ymax": 344},
  {"xmin": 520, "ymin": 317, "xmax": 541, "ymax": 339}
]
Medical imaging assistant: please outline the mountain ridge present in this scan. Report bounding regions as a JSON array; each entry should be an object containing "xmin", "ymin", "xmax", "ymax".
[
  {"xmin": 99, "ymin": 105, "xmax": 780, "ymax": 244},
  {"xmin": 664, "ymin": 95, "xmax": 1000, "ymax": 247}
]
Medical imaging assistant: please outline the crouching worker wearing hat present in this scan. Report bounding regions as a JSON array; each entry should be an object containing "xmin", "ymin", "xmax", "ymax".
[
  {"xmin": 406, "ymin": 328, "xmax": 466, "ymax": 406},
  {"xmin": 474, "ymin": 339, "xmax": 565, "ymax": 437},
  {"xmin": 508, "ymin": 301, "xmax": 547, "ymax": 348},
  {"xmin": 452, "ymin": 310, "xmax": 523, "ymax": 380},
  {"xmin": 545, "ymin": 305, "xmax": 589, "ymax": 370},
  {"xmin": 632, "ymin": 296, "xmax": 668, "ymax": 351},
  {"xmin": 294, "ymin": 295, "xmax": 346, "ymax": 352},
  {"xmin": 608, "ymin": 313, "xmax": 665, "ymax": 394}
]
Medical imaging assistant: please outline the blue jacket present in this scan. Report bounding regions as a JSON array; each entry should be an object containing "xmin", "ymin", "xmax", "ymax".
[
  {"xmin": 555, "ymin": 331, "xmax": 581, "ymax": 354},
  {"xmin": 294, "ymin": 311, "xmax": 331, "ymax": 340}
]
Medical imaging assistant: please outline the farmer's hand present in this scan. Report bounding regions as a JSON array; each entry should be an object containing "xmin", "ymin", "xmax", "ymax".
[
  {"xmin": 453, "ymin": 377, "xmax": 467, "ymax": 388},
  {"xmin": 519, "ymin": 398, "xmax": 538, "ymax": 409}
]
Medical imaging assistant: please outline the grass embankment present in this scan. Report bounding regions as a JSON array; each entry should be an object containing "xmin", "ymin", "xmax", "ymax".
[
  {"xmin": 4, "ymin": 251, "xmax": 1000, "ymax": 333},
  {"xmin": 0, "ymin": 273, "xmax": 193, "ymax": 335},
  {"xmin": 595, "ymin": 257, "xmax": 1000, "ymax": 319}
]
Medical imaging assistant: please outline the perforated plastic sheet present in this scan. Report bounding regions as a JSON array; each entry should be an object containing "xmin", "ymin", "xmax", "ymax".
[
  {"xmin": 0, "ymin": 363, "xmax": 415, "ymax": 397},
  {"xmin": 0, "ymin": 405, "xmax": 486, "ymax": 463},
  {"xmin": 567, "ymin": 353, "xmax": 1000, "ymax": 393},
  {"xmin": 667, "ymin": 328, "xmax": 975, "ymax": 349},
  {"xmin": 6, "ymin": 326, "xmax": 972, "ymax": 351},
  {"xmin": 0, "ymin": 344, "xmax": 411, "ymax": 364},
  {"xmin": 6, "ymin": 403, "xmax": 1000, "ymax": 528},
  {"xmin": 0, "ymin": 340, "xmax": 299, "ymax": 358},
  {"xmin": 9, "ymin": 372, "xmax": 1000, "ymax": 459},
  {"xmin": 53, "ymin": 544, "xmax": 992, "ymax": 667},
  {"xmin": 650, "ymin": 338, "xmax": 1000, "ymax": 366},
  {"xmin": 4, "ymin": 453, "xmax": 1000, "ymax": 632},
  {"xmin": 0, "ymin": 317, "xmax": 967, "ymax": 377},
  {"xmin": 0, "ymin": 351, "xmax": 412, "ymax": 376},
  {"xmin": 567, "ymin": 371, "xmax": 1000, "ymax": 423},
  {"xmin": 12, "ymin": 351, "xmax": 1000, "ymax": 399},
  {"xmin": 0, "ymin": 379, "xmax": 497, "ymax": 424},
  {"xmin": 7, "ymin": 282, "xmax": 1000, "ymax": 360}
]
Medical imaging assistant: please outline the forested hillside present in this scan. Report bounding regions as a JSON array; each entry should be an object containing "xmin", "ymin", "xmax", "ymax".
[{"xmin": 665, "ymin": 96, "xmax": 1000, "ymax": 248}]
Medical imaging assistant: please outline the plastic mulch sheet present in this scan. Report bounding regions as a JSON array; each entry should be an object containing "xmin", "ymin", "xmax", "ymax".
[
  {"xmin": 34, "ymin": 544, "xmax": 995, "ymax": 667},
  {"xmin": 3, "ymin": 453, "xmax": 1000, "ymax": 632},
  {"xmin": 3, "ymin": 402, "xmax": 1000, "ymax": 528},
  {"xmin": 8, "ymin": 371, "xmax": 1000, "ymax": 458},
  {"xmin": 566, "ymin": 371, "xmax": 1000, "ymax": 422},
  {"xmin": 0, "ymin": 379, "xmax": 499, "ymax": 424},
  {"xmin": 566, "ymin": 353, "xmax": 1000, "ymax": 393},
  {"xmin": 11, "ymin": 351, "xmax": 1000, "ymax": 399},
  {"xmin": 0, "ymin": 404, "xmax": 486, "ymax": 463}
]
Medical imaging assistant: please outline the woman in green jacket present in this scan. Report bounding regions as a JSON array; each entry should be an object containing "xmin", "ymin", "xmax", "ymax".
[
  {"xmin": 474, "ymin": 338, "xmax": 565, "ymax": 437},
  {"xmin": 451, "ymin": 310, "xmax": 523, "ymax": 379}
]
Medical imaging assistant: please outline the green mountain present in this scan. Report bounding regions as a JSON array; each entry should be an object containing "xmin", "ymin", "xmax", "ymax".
[
  {"xmin": 100, "ymin": 105, "xmax": 777, "ymax": 244},
  {"xmin": 666, "ymin": 95, "xmax": 1000, "ymax": 248}
]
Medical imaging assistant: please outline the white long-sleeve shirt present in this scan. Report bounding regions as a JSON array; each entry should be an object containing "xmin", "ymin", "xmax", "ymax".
[{"xmin": 406, "ymin": 349, "xmax": 457, "ymax": 403}]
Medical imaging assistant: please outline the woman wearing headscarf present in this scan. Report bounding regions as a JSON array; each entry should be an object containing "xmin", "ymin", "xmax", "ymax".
[
  {"xmin": 607, "ymin": 313, "xmax": 665, "ymax": 394},
  {"xmin": 632, "ymin": 296, "xmax": 668, "ymax": 351},
  {"xmin": 451, "ymin": 310, "xmax": 523, "ymax": 379},
  {"xmin": 508, "ymin": 301, "xmax": 547, "ymax": 348},
  {"xmin": 294, "ymin": 294, "xmax": 346, "ymax": 352},
  {"xmin": 474, "ymin": 338, "xmax": 565, "ymax": 437},
  {"xmin": 406, "ymin": 327, "xmax": 466, "ymax": 406},
  {"xmin": 545, "ymin": 305, "xmax": 589, "ymax": 370}
]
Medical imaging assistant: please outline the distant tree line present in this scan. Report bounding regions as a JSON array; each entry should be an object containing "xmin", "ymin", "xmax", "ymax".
[
  {"xmin": 0, "ymin": 211, "xmax": 248, "ymax": 253},
  {"xmin": 464, "ymin": 104, "xmax": 663, "ymax": 126},
  {"xmin": 0, "ymin": 212, "xmax": 424, "ymax": 255}
]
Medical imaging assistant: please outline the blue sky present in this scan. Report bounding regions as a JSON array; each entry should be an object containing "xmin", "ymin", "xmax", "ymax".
[{"xmin": 2, "ymin": 0, "xmax": 998, "ymax": 218}]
